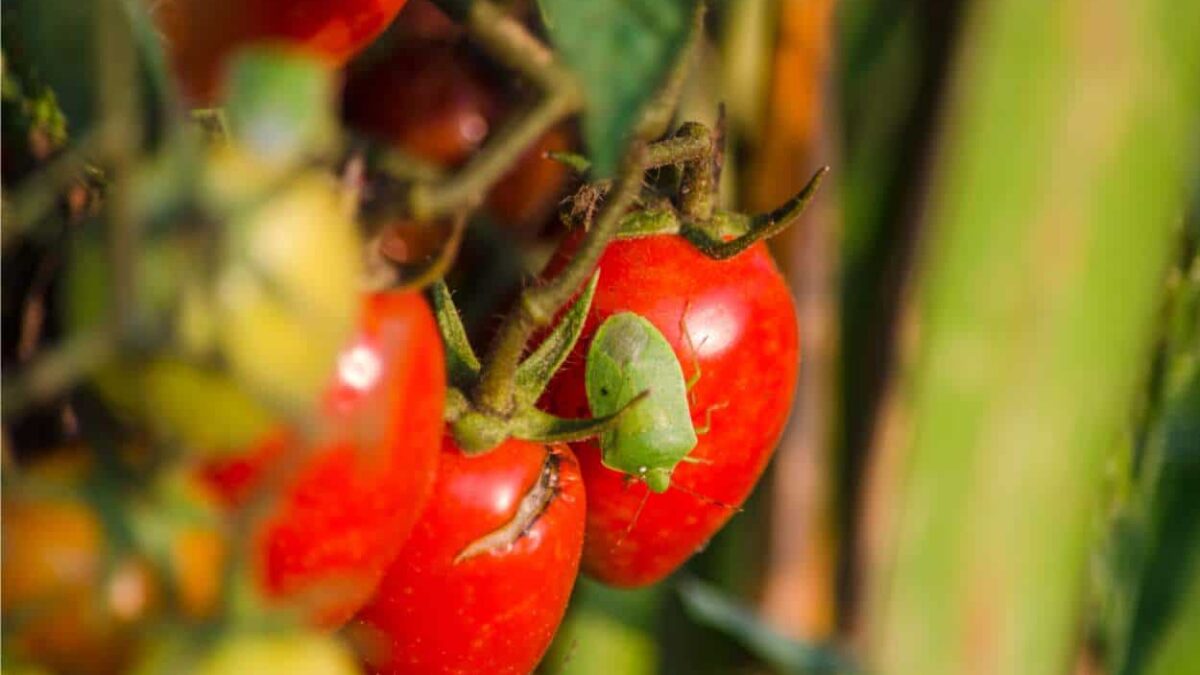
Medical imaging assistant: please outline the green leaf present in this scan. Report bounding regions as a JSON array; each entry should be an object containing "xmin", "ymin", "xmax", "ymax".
[
  {"xmin": 585, "ymin": 312, "xmax": 696, "ymax": 492},
  {"xmin": 514, "ymin": 272, "xmax": 600, "ymax": 406},
  {"xmin": 677, "ymin": 578, "xmax": 856, "ymax": 675},
  {"xmin": 537, "ymin": 0, "xmax": 697, "ymax": 176},
  {"xmin": 224, "ymin": 48, "xmax": 337, "ymax": 164}
]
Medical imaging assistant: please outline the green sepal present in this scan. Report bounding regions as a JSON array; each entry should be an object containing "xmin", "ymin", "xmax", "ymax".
[
  {"xmin": 428, "ymin": 280, "xmax": 481, "ymax": 390},
  {"xmin": 514, "ymin": 272, "xmax": 600, "ymax": 407},
  {"xmin": 444, "ymin": 387, "xmax": 472, "ymax": 423},
  {"xmin": 616, "ymin": 208, "xmax": 681, "ymax": 239},
  {"xmin": 585, "ymin": 312, "xmax": 697, "ymax": 492},
  {"xmin": 508, "ymin": 392, "xmax": 648, "ymax": 444},
  {"xmin": 681, "ymin": 165, "xmax": 828, "ymax": 260}
]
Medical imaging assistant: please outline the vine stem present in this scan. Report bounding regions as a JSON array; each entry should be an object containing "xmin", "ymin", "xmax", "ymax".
[
  {"xmin": 96, "ymin": 0, "xmax": 142, "ymax": 337},
  {"xmin": 475, "ymin": 145, "xmax": 647, "ymax": 415},
  {"xmin": 1, "ymin": 330, "xmax": 118, "ymax": 421},
  {"xmin": 412, "ymin": 0, "xmax": 582, "ymax": 220}
]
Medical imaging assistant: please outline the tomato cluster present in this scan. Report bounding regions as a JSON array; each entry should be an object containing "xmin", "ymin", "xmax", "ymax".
[{"xmin": 5, "ymin": 3, "xmax": 809, "ymax": 674}]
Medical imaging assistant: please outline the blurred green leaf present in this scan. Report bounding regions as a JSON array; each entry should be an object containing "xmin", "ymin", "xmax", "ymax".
[
  {"xmin": 1128, "ymin": 375, "xmax": 1200, "ymax": 675},
  {"xmin": 868, "ymin": 0, "xmax": 1200, "ymax": 672},
  {"xmin": 537, "ymin": 0, "xmax": 696, "ymax": 176},
  {"xmin": 677, "ymin": 578, "xmax": 854, "ymax": 675},
  {"xmin": 1105, "ymin": 236, "xmax": 1200, "ymax": 675}
]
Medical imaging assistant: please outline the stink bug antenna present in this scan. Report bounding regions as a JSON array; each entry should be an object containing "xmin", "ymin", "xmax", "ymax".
[{"xmin": 669, "ymin": 481, "xmax": 742, "ymax": 513}]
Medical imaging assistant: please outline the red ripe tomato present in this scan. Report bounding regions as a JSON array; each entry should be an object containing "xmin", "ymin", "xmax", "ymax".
[
  {"xmin": 342, "ymin": 40, "xmax": 572, "ymax": 233},
  {"xmin": 152, "ymin": 0, "xmax": 409, "ymax": 104},
  {"xmin": 543, "ymin": 234, "xmax": 799, "ymax": 587},
  {"xmin": 352, "ymin": 437, "xmax": 585, "ymax": 674},
  {"xmin": 200, "ymin": 291, "xmax": 445, "ymax": 627}
]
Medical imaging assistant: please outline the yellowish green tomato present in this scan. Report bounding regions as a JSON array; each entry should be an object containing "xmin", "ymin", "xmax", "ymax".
[
  {"xmin": 194, "ymin": 633, "xmax": 361, "ymax": 675},
  {"xmin": 204, "ymin": 149, "xmax": 362, "ymax": 415}
]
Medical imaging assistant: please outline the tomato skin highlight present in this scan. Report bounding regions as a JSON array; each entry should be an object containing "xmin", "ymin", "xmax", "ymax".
[
  {"xmin": 544, "ymin": 235, "xmax": 800, "ymax": 587},
  {"xmin": 153, "ymin": 0, "xmax": 409, "ymax": 104},
  {"xmin": 353, "ymin": 437, "xmax": 585, "ymax": 674},
  {"xmin": 200, "ymin": 291, "xmax": 445, "ymax": 627}
]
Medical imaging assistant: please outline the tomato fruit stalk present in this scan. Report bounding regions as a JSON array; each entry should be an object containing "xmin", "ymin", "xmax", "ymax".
[
  {"xmin": 544, "ymin": 234, "xmax": 800, "ymax": 587},
  {"xmin": 200, "ymin": 291, "xmax": 445, "ymax": 626},
  {"xmin": 352, "ymin": 437, "xmax": 585, "ymax": 674}
]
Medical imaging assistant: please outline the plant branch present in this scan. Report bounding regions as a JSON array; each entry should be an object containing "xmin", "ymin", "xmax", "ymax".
[
  {"xmin": 409, "ymin": 0, "xmax": 582, "ymax": 219},
  {"xmin": 474, "ymin": 145, "xmax": 646, "ymax": 415},
  {"xmin": 2, "ymin": 330, "xmax": 118, "ymax": 420},
  {"xmin": 96, "ymin": 0, "xmax": 142, "ymax": 336}
]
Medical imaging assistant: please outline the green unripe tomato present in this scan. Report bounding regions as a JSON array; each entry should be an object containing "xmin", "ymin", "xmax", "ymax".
[{"xmin": 203, "ymin": 148, "xmax": 362, "ymax": 414}]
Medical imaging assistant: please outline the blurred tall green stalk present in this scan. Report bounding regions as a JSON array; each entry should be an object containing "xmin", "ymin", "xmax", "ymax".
[{"xmin": 866, "ymin": 2, "xmax": 1200, "ymax": 675}]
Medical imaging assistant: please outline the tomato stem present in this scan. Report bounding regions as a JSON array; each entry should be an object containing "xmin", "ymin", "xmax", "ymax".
[
  {"xmin": 410, "ymin": 0, "xmax": 582, "ymax": 220},
  {"xmin": 0, "ymin": 329, "xmax": 119, "ymax": 421},
  {"xmin": 475, "ymin": 145, "xmax": 646, "ymax": 416},
  {"xmin": 96, "ymin": 0, "xmax": 142, "ymax": 339}
]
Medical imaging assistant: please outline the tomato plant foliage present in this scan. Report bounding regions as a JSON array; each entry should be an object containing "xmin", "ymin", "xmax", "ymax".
[{"xmin": 536, "ymin": 0, "xmax": 697, "ymax": 175}]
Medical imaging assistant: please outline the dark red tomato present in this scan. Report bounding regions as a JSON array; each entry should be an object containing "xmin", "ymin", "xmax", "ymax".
[
  {"xmin": 200, "ymin": 291, "xmax": 444, "ymax": 627},
  {"xmin": 151, "ymin": 0, "xmax": 409, "ymax": 104},
  {"xmin": 487, "ymin": 125, "xmax": 573, "ymax": 236},
  {"xmin": 352, "ymin": 437, "xmax": 585, "ymax": 674},
  {"xmin": 344, "ymin": 41, "xmax": 501, "ymax": 167},
  {"xmin": 389, "ymin": 0, "xmax": 462, "ymax": 42},
  {"xmin": 543, "ymin": 234, "xmax": 799, "ymax": 587},
  {"xmin": 342, "ymin": 40, "xmax": 572, "ymax": 233}
]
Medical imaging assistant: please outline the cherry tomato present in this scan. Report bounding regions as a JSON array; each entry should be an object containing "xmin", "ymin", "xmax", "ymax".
[
  {"xmin": 1, "ymin": 451, "xmax": 223, "ymax": 675},
  {"xmin": 543, "ymin": 234, "xmax": 799, "ymax": 587},
  {"xmin": 351, "ymin": 437, "xmax": 585, "ymax": 674},
  {"xmin": 151, "ymin": 0, "xmax": 409, "ymax": 104},
  {"xmin": 2, "ymin": 487, "xmax": 140, "ymax": 675},
  {"xmin": 342, "ymin": 40, "xmax": 572, "ymax": 233},
  {"xmin": 200, "ymin": 291, "xmax": 445, "ymax": 627}
]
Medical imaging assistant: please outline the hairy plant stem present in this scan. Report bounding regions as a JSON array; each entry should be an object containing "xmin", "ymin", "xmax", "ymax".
[
  {"xmin": 647, "ymin": 133, "xmax": 713, "ymax": 168},
  {"xmin": 475, "ymin": 146, "xmax": 646, "ymax": 415},
  {"xmin": 411, "ymin": 0, "xmax": 582, "ymax": 219}
]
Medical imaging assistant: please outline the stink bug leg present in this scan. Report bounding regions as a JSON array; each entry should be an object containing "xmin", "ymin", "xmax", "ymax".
[
  {"xmin": 612, "ymin": 487, "xmax": 653, "ymax": 551},
  {"xmin": 668, "ymin": 481, "xmax": 743, "ymax": 513}
]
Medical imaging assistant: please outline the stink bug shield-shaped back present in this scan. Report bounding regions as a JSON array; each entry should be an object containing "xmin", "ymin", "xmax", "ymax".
[{"xmin": 585, "ymin": 312, "xmax": 698, "ymax": 492}]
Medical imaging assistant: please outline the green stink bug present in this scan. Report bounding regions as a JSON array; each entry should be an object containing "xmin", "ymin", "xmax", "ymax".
[{"xmin": 585, "ymin": 312, "xmax": 698, "ymax": 492}]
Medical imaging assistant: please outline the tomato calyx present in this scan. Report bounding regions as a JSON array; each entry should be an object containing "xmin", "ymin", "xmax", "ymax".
[
  {"xmin": 557, "ymin": 121, "xmax": 829, "ymax": 260},
  {"xmin": 431, "ymin": 274, "xmax": 645, "ymax": 454},
  {"xmin": 454, "ymin": 448, "xmax": 561, "ymax": 562}
]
